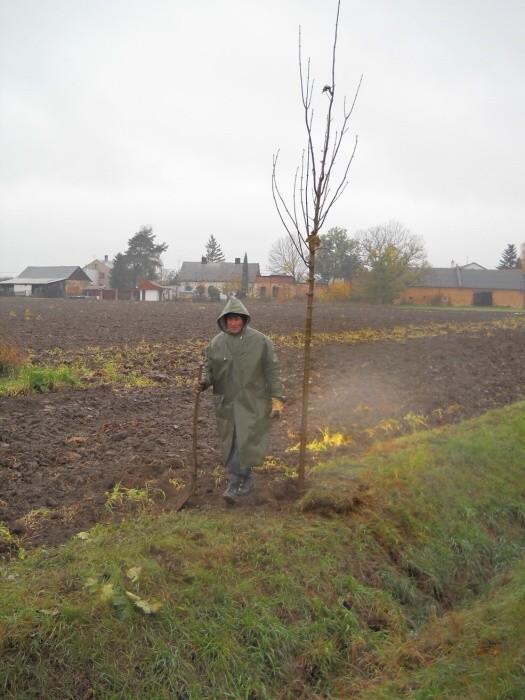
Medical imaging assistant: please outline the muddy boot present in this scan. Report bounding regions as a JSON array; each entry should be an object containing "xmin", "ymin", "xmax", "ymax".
[
  {"xmin": 236, "ymin": 471, "xmax": 254, "ymax": 496},
  {"xmin": 223, "ymin": 475, "xmax": 242, "ymax": 505}
]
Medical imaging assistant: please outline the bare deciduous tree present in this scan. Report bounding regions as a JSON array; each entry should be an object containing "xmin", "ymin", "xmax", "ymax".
[
  {"xmin": 267, "ymin": 236, "xmax": 308, "ymax": 282},
  {"xmin": 272, "ymin": 0, "xmax": 362, "ymax": 489}
]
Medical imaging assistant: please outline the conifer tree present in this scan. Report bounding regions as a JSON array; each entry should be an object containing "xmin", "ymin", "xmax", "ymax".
[
  {"xmin": 110, "ymin": 226, "xmax": 167, "ymax": 289},
  {"xmin": 238, "ymin": 252, "xmax": 249, "ymax": 298},
  {"xmin": 126, "ymin": 226, "xmax": 168, "ymax": 287},
  {"xmin": 497, "ymin": 243, "xmax": 521, "ymax": 270},
  {"xmin": 110, "ymin": 253, "xmax": 133, "ymax": 289},
  {"xmin": 204, "ymin": 235, "xmax": 225, "ymax": 262}
]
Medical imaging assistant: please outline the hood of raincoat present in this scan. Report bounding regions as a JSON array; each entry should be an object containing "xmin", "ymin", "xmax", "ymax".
[{"xmin": 217, "ymin": 297, "xmax": 251, "ymax": 332}]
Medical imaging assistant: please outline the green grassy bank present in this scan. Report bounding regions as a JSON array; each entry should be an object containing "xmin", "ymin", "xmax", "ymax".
[{"xmin": 1, "ymin": 402, "xmax": 524, "ymax": 699}]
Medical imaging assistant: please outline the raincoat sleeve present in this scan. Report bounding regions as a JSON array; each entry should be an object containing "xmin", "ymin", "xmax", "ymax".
[{"xmin": 263, "ymin": 336, "xmax": 285, "ymax": 401}]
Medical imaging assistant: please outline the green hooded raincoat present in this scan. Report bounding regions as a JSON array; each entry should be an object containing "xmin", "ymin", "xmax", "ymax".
[{"xmin": 203, "ymin": 298, "xmax": 285, "ymax": 469}]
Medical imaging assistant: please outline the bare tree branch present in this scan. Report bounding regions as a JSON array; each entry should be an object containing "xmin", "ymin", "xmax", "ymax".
[
  {"xmin": 272, "ymin": 154, "xmax": 309, "ymax": 264},
  {"xmin": 272, "ymin": 0, "xmax": 361, "ymax": 489}
]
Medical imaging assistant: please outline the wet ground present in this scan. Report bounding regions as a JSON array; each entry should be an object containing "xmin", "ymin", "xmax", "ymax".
[{"xmin": 1, "ymin": 297, "xmax": 524, "ymax": 554}]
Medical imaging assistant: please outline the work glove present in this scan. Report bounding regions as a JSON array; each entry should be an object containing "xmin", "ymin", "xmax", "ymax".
[
  {"xmin": 270, "ymin": 397, "xmax": 284, "ymax": 419},
  {"xmin": 193, "ymin": 379, "xmax": 206, "ymax": 393}
]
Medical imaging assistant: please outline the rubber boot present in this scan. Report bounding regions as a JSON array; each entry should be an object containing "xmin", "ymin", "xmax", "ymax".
[
  {"xmin": 223, "ymin": 474, "xmax": 242, "ymax": 504},
  {"xmin": 236, "ymin": 471, "xmax": 254, "ymax": 496}
]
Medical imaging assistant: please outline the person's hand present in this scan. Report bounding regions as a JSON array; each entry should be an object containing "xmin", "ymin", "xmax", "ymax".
[
  {"xmin": 193, "ymin": 379, "xmax": 206, "ymax": 393},
  {"xmin": 270, "ymin": 398, "xmax": 284, "ymax": 419}
]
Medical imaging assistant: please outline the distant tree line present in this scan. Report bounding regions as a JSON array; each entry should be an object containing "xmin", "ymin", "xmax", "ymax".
[
  {"xmin": 109, "ymin": 229, "xmax": 250, "ymax": 299},
  {"xmin": 108, "ymin": 227, "xmax": 523, "ymax": 300},
  {"xmin": 267, "ymin": 219, "xmax": 429, "ymax": 304},
  {"xmin": 268, "ymin": 228, "xmax": 525, "ymax": 303}
]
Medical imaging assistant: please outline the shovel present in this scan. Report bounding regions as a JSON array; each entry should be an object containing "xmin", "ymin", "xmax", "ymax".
[{"xmin": 174, "ymin": 363, "xmax": 203, "ymax": 511}]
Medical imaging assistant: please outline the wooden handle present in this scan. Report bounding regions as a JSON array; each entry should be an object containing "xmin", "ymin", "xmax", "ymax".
[{"xmin": 192, "ymin": 363, "xmax": 204, "ymax": 476}]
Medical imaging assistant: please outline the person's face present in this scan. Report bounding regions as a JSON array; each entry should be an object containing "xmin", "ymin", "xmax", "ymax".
[{"xmin": 226, "ymin": 314, "xmax": 245, "ymax": 334}]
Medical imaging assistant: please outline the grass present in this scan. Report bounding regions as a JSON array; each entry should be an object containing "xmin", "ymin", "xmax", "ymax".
[
  {"xmin": 0, "ymin": 402, "xmax": 524, "ymax": 698},
  {"xmin": 396, "ymin": 303, "xmax": 525, "ymax": 314},
  {"xmin": 0, "ymin": 340, "xmax": 81, "ymax": 395},
  {"xmin": 0, "ymin": 363, "xmax": 80, "ymax": 395},
  {"xmin": 354, "ymin": 559, "xmax": 525, "ymax": 699},
  {"xmin": 0, "ymin": 341, "xmax": 161, "ymax": 396},
  {"xmin": 104, "ymin": 482, "xmax": 166, "ymax": 512}
]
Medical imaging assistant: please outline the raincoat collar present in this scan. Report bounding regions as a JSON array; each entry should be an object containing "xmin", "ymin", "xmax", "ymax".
[{"xmin": 217, "ymin": 298, "xmax": 251, "ymax": 332}]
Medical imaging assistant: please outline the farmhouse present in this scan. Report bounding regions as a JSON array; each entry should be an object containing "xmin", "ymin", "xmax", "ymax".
[
  {"xmin": 398, "ymin": 264, "xmax": 525, "ymax": 309},
  {"xmin": 179, "ymin": 258, "xmax": 260, "ymax": 296},
  {"xmin": 0, "ymin": 266, "xmax": 92, "ymax": 298},
  {"xmin": 83, "ymin": 256, "xmax": 113, "ymax": 287}
]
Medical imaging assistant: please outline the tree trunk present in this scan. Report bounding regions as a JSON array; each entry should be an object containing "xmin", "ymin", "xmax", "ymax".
[{"xmin": 298, "ymin": 245, "xmax": 316, "ymax": 491}]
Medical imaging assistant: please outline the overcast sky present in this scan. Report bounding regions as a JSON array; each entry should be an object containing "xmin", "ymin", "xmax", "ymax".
[{"xmin": 1, "ymin": 0, "xmax": 524, "ymax": 276}]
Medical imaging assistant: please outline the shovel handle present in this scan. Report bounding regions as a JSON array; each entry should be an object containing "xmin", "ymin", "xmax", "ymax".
[{"xmin": 192, "ymin": 363, "xmax": 204, "ymax": 477}]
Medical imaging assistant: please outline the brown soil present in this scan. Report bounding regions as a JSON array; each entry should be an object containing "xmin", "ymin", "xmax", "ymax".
[{"xmin": 1, "ymin": 297, "xmax": 524, "ymax": 554}]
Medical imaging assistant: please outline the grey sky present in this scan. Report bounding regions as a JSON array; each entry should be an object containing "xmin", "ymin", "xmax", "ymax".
[{"xmin": 1, "ymin": 0, "xmax": 524, "ymax": 276}]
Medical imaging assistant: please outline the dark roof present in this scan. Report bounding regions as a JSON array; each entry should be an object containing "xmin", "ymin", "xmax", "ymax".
[
  {"xmin": 413, "ymin": 267, "xmax": 525, "ymax": 291},
  {"xmin": 0, "ymin": 266, "xmax": 91, "ymax": 285},
  {"xmin": 179, "ymin": 261, "xmax": 260, "ymax": 283}
]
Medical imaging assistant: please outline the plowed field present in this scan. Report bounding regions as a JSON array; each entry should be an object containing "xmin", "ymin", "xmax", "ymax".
[{"xmin": 1, "ymin": 297, "xmax": 524, "ymax": 553}]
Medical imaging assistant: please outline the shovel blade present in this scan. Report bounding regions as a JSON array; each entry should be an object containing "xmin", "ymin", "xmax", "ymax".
[{"xmin": 172, "ymin": 476, "xmax": 197, "ymax": 511}]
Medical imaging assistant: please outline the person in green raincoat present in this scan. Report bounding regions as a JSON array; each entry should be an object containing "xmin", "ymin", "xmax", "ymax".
[{"xmin": 194, "ymin": 298, "xmax": 285, "ymax": 503}]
